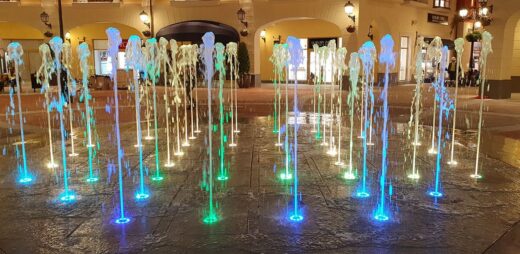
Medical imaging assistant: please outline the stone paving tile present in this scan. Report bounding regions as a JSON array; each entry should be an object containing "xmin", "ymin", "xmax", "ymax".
[{"xmin": 1, "ymin": 99, "xmax": 520, "ymax": 253}]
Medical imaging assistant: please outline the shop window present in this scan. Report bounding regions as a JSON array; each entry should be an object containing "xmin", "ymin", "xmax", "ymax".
[
  {"xmin": 288, "ymin": 38, "xmax": 308, "ymax": 82},
  {"xmin": 433, "ymin": 0, "xmax": 450, "ymax": 8},
  {"xmin": 399, "ymin": 36, "xmax": 409, "ymax": 81},
  {"xmin": 93, "ymin": 39, "xmax": 127, "ymax": 75}
]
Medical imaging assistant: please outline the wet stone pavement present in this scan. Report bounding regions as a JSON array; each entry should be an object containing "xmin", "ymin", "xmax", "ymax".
[{"xmin": 1, "ymin": 112, "xmax": 520, "ymax": 253}]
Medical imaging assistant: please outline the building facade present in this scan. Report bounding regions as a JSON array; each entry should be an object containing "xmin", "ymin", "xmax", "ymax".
[{"xmin": 0, "ymin": 0, "xmax": 517, "ymax": 94}]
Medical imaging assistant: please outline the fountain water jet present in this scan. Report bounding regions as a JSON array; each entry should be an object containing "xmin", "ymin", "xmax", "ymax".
[
  {"xmin": 320, "ymin": 46, "xmax": 329, "ymax": 147},
  {"xmin": 287, "ymin": 36, "xmax": 303, "ymax": 222},
  {"xmin": 106, "ymin": 28, "xmax": 130, "ymax": 223},
  {"xmin": 126, "ymin": 36, "xmax": 149, "ymax": 199},
  {"xmin": 201, "ymin": 32, "xmax": 218, "ymax": 224},
  {"xmin": 63, "ymin": 42, "xmax": 78, "ymax": 158},
  {"xmin": 472, "ymin": 31, "xmax": 493, "ymax": 179},
  {"xmin": 215, "ymin": 43, "xmax": 229, "ymax": 181},
  {"xmin": 78, "ymin": 43, "xmax": 99, "ymax": 183},
  {"xmin": 374, "ymin": 34, "xmax": 395, "ymax": 221},
  {"xmin": 334, "ymin": 47, "xmax": 347, "ymax": 167},
  {"xmin": 180, "ymin": 45, "xmax": 191, "ymax": 148},
  {"xmin": 7, "ymin": 42, "xmax": 32, "ymax": 184},
  {"xmin": 50, "ymin": 37, "xmax": 75, "ymax": 202},
  {"xmin": 326, "ymin": 40, "xmax": 338, "ymax": 157},
  {"xmin": 426, "ymin": 37, "xmax": 443, "ymax": 155},
  {"xmin": 408, "ymin": 37, "xmax": 426, "ymax": 180},
  {"xmin": 227, "ymin": 42, "xmax": 238, "ymax": 147},
  {"xmin": 193, "ymin": 45, "xmax": 202, "ymax": 134},
  {"xmin": 271, "ymin": 44, "xmax": 285, "ymax": 147},
  {"xmin": 145, "ymin": 38, "xmax": 164, "ymax": 182},
  {"xmin": 356, "ymin": 41, "xmax": 376, "ymax": 197},
  {"xmin": 159, "ymin": 38, "xmax": 175, "ymax": 168},
  {"xmin": 344, "ymin": 52, "xmax": 359, "ymax": 180},
  {"xmin": 37, "ymin": 45, "xmax": 58, "ymax": 170},
  {"xmin": 428, "ymin": 46, "xmax": 452, "ymax": 198},
  {"xmin": 171, "ymin": 40, "xmax": 184, "ymax": 157},
  {"xmin": 448, "ymin": 38, "xmax": 465, "ymax": 166}
]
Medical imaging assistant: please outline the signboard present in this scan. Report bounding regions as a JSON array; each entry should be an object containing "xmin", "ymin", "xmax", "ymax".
[
  {"xmin": 308, "ymin": 38, "xmax": 337, "ymax": 48},
  {"xmin": 428, "ymin": 13, "xmax": 449, "ymax": 26},
  {"xmin": 119, "ymin": 39, "xmax": 128, "ymax": 50}
]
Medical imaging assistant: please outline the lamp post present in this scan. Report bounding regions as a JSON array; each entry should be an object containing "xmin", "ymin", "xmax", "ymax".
[
  {"xmin": 344, "ymin": 1, "xmax": 356, "ymax": 33},
  {"xmin": 40, "ymin": 12, "xmax": 54, "ymax": 38},
  {"xmin": 458, "ymin": 0, "xmax": 493, "ymax": 70},
  {"xmin": 140, "ymin": 10, "xmax": 151, "ymax": 37},
  {"xmin": 237, "ymin": 8, "xmax": 248, "ymax": 36},
  {"xmin": 58, "ymin": 0, "xmax": 64, "ymax": 39}
]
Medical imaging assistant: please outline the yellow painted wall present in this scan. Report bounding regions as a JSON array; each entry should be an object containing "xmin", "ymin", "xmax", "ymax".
[
  {"xmin": 0, "ymin": 22, "xmax": 43, "ymax": 40},
  {"xmin": 66, "ymin": 22, "xmax": 143, "ymax": 76},
  {"xmin": 259, "ymin": 19, "xmax": 341, "ymax": 81},
  {"xmin": 512, "ymin": 20, "xmax": 520, "ymax": 76}
]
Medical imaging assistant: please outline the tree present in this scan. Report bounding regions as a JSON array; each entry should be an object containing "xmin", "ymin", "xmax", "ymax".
[{"xmin": 237, "ymin": 42, "xmax": 250, "ymax": 75}]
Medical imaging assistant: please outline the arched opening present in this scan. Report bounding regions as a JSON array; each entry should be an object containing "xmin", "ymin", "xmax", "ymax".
[
  {"xmin": 512, "ymin": 18, "xmax": 520, "ymax": 92},
  {"xmin": 156, "ymin": 20, "xmax": 239, "ymax": 45},
  {"xmin": 0, "ymin": 22, "xmax": 45, "ymax": 90},
  {"xmin": 66, "ymin": 22, "xmax": 142, "ymax": 82},
  {"xmin": 253, "ymin": 18, "xmax": 342, "ymax": 84}
]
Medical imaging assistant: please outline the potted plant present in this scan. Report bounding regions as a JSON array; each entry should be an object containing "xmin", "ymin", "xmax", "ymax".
[
  {"xmin": 465, "ymin": 31, "xmax": 482, "ymax": 43},
  {"xmin": 237, "ymin": 42, "xmax": 251, "ymax": 88}
]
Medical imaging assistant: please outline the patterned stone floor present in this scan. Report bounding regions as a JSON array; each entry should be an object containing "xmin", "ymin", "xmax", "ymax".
[{"xmin": 1, "ymin": 85, "xmax": 520, "ymax": 253}]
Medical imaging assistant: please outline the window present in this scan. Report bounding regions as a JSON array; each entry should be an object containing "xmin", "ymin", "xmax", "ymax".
[
  {"xmin": 93, "ymin": 39, "xmax": 127, "ymax": 75},
  {"xmin": 433, "ymin": 0, "xmax": 449, "ymax": 8},
  {"xmin": 399, "ymin": 36, "xmax": 409, "ymax": 81},
  {"xmin": 0, "ymin": 51, "xmax": 7, "ymax": 75},
  {"xmin": 288, "ymin": 38, "xmax": 308, "ymax": 82}
]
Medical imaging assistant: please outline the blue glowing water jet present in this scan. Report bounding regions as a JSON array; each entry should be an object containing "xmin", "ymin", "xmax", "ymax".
[
  {"xmin": 106, "ymin": 27, "xmax": 130, "ymax": 224},
  {"xmin": 373, "ymin": 34, "xmax": 395, "ymax": 222},
  {"xmin": 428, "ymin": 46, "xmax": 452, "ymax": 198},
  {"xmin": 126, "ymin": 35, "xmax": 149, "ymax": 200},
  {"xmin": 50, "ymin": 37, "xmax": 73, "ymax": 202},
  {"xmin": 7, "ymin": 42, "xmax": 33, "ymax": 184},
  {"xmin": 357, "ymin": 41, "xmax": 376, "ymax": 198},
  {"xmin": 287, "ymin": 36, "xmax": 303, "ymax": 222}
]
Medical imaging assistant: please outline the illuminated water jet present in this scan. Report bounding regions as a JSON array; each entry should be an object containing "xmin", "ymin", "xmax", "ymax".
[
  {"xmin": 472, "ymin": 31, "xmax": 493, "ymax": 179},
  {"xmin": 78, "ymin": 42, "xmax": 99, "ymax": 183},
  {"xmin": 373, "ymin": 34, "xmax": 395, "ymax": 222},
  {"xmin": 7, "ymin": 42, "xmax": 32, "ymax": 184},
  {"xmin": 107, "ymin": 27, "xmax": 130, "ymax": 224}
]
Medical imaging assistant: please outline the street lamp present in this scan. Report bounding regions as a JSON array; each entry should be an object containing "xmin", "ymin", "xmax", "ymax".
[
  {"xmin": 458, "ymin": 0, "xmax": 493, "ymax": 70},
  {"xmin": 459, "ymin": 8, "xmax": 469, "ymax": 18},
  {"xmin": 40, "ymin": 11, "xmax": 53, "ymax": 37},
  {"xmin": 344, "ymin": 1, "xmax": 354, "ymax": 16},
  {"xmin": 139, "ymin": 11, "xmax": 149, "ymax": 24},
  {"xmin": 139, "ymin": 11, "xmax": 151, "ymax": 37},
  {"xmin": 474, "ymin": 20, "xmax": 482, "ymax": 29},
  {"xmin": 237, "ymin": 8, "xmax": 248, "ymax": 36},
  {"xmin": 260, "ymin": 30, "xmax": 266, "ymax": 43},
  {"xmin": 344, "ymin": 1, "xmax": 356, "ymax": 33}
]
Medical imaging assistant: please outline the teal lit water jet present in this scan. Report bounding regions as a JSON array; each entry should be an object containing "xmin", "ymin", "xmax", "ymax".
[
  {"xmin": 78, "ymin": 42, "xmax": 99, "ymax": 183},
  {"xmin": 145, "ymin": 38, "xmax": 164, "ymax": 182},
  {"xmin": 7, "ymin": 42, "xmax": 32, "ymax": 184},
  {"xmin": 126, "ymin": 35, "xmax": 149, "ymax": 199},
  {"xmin": 356, "ymin": 41, "xmax": 376, "ymax": 197},
  {"xmin": 374, "ymin": 34, "xmax": 395, "ymax": 221},
  {"xmin": 106, "ymin": 28, "xmax": 130, "ymax": 224}
]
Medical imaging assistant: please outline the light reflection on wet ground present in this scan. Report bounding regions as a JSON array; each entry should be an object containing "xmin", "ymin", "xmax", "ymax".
[{"xmin": 1, "ymin": 102, "xmax": 520, "ymax": 253}]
